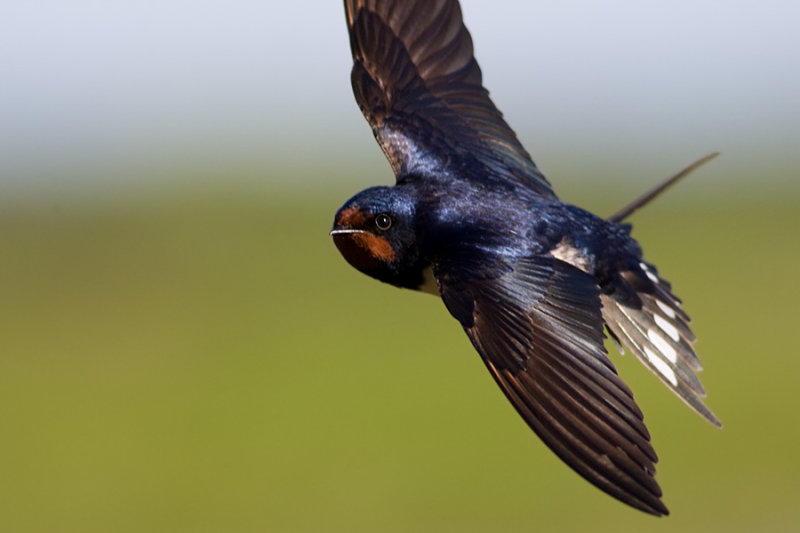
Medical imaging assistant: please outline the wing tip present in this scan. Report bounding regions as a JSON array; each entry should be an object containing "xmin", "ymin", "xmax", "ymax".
[{"xmin": 633, "ymin": 497, "xmax": 670, "ymax": 517}]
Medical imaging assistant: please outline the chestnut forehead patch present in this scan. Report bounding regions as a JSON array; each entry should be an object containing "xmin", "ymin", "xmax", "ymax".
[{"xmin": 337, "ymin": 206, "xmax": 367, "ymax": 228}]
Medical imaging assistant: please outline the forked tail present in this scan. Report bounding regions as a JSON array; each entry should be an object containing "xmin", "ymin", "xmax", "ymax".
[
  {"xmin": 608, "ymin": 153, "xmax": 719, "ymax": 223},
  {"xmin": 601, "ymin": 261, "xmax": 722, "ymax": 427},
  {"xmin": 602, "ymin": 153, "xmax": 722, "ymax": 426}
]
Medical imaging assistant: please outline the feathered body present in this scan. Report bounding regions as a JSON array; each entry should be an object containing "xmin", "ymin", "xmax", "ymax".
[{"xmin": 332, "ymin": 0, "xmax": 719, "ymax": 516}]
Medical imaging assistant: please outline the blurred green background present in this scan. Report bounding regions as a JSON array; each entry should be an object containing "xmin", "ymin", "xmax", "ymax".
[
  {"xmin": 2, "ymin": 1, "xmax": 800, "ymax": 532},
  {"xmin": 1, "ymin": 180, "xmax": 798, "ymax": 532}
]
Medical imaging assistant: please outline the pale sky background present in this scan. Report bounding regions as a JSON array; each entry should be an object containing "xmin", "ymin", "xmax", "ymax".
[{"xmin": 2, "ymin": 0, "xmax": 799, "ymax": 199}]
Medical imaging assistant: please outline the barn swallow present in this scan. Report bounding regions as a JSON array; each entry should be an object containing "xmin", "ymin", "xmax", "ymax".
[{"xmin": 331, "ymin": 0, "xmax": 720, "ymax": 516}]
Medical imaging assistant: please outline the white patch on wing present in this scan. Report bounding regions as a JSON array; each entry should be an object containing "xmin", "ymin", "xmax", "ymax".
[
  {"xmin": 551, "ymin": 239, "xmax": 592, "ymax": 273},
  {"xmin": 647, "ymin": 329, "xmax": 678, "ymax": 363},
  {"xmin": 655, "ymin": 299, "xmax": 677, "ymax": 319},
  {"xmin": 654, "ymin": 314, "xmax": 680, "ymax": 342},
  {"xmin": 417, "ymin": 265, "xmax": 439, "ymax": 296},
  {"xmin": 644, "ymin": 346, "xmax": 679, "ymax": 386}
]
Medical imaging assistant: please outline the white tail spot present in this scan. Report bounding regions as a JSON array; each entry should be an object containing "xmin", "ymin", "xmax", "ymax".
[
  {"xmin": 640, "ymin": 262, "xmax": 659, "ymax": 283},
  {"xmin": 644, "ymin": 346, "xmax": 678, "ymax": 386},
  {"xmin": 654, "ymin": 314, "xmax": 680, "ymax": 342},
  {"xmin": 648, "ymin": 329, "xmax": 678, "ymax": 363},
  {"xmin": 655, "ymin": 299, "xmax": 677, "ymax": 319}
]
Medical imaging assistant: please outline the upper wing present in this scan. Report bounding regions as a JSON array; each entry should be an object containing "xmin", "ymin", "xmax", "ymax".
[
  {"xmin": 437, "ymin": 254, "xmax": 669, "ymax": 515},
  {"xmin": 344, "ymin": 0, "xmax": 556, "ymax": 199}
]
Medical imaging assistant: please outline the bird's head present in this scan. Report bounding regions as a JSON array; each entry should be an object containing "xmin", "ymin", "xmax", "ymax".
[{"xmin": 331, "ymin": 186, "xmax": 426, "ymax": 290}]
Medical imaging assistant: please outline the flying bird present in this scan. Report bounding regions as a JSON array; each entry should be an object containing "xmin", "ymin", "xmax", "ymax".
[{"xmin": 331, "ymin": 0, "xmax": 720, "ymax": 516}]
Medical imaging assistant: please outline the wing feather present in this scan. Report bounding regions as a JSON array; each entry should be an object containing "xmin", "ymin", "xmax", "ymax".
[
  {"xmin": 439, "ymin": 255, "xmax": 669, "ymax": 515},
  {"xmin": 344, "ymin": 0, "xmax": 555, "ymax": 198}
]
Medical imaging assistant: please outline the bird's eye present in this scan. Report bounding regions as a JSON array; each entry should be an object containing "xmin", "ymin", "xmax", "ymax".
[{"xmin": 374, "ymin": 213, "xmax": 392, "ymax": 231}]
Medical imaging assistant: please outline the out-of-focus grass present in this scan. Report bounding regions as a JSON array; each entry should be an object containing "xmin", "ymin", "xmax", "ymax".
[{"xmin": 0, "ymin": 183, "xmax": 798, "ymax": 532}]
